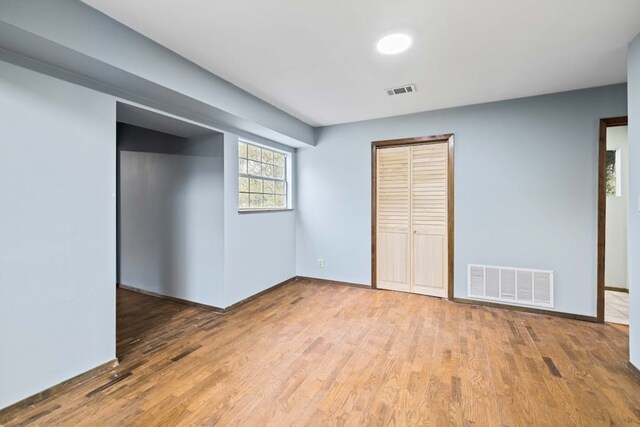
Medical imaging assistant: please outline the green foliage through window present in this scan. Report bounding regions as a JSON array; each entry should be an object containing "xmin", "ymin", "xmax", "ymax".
[
  {"xmin": 606, "ymin": 150, "xmax": 618, "ymax": 197},
  {"xmin": 238, "ymin": 141, "xmax": 288, "ymax": 210}
]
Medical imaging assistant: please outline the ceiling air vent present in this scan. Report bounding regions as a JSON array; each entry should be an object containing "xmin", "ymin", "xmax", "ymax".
[{"xmin": 386, "ymin": 84, "xmax": 417, "ymax": 96}]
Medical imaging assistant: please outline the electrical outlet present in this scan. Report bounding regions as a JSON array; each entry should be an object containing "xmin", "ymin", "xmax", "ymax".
[{"xmin": 317, "ymin": 258, "xmax": 324, "ymax": 268}]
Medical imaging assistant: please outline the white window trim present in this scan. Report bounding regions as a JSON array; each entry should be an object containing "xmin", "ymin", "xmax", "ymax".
[{"xmin": 238, "ymin": 139, "xmax": 293, "ymax": 212}]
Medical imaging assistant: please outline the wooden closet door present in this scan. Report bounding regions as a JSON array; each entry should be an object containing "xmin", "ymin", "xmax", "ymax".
[
  {"xmin": 410, "ymin": 143, "xmax": 448, "ymax": 297},
  {"xmin": 376, "ymin": 146, "xmax": 411, "ymax": 292}
]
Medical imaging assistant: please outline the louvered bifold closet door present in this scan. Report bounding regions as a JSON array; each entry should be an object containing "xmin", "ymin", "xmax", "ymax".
[
  {"xmin": 376, "ymin": 146, "xmax": 411, "ymax": 292},
  {"xmin": 410, "ymin": 143, "xmax": 448, "ymax": 297}
]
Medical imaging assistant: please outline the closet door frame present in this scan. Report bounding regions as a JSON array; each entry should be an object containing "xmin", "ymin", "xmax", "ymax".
[{"xmin": 371, "ymin": 134, "xmax": 455, "ymax": 299}]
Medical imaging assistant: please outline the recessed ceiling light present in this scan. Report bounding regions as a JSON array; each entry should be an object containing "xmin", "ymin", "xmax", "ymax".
[{"xmin": 376, "ymin": 33, "xmax": 412, "ymax": 55}]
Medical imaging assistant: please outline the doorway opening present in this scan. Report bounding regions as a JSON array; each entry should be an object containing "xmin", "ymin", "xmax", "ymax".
[
  {"xmin": 597, "ymin": 117, "xmax": 629, "ymax": 327},
  {"xmin": 371, "ymin": 134, "xmax": 454, "ymax": 299},
  {"xmin": 115, "ymin": 103, "xmax": 224, "ymax": 361}
]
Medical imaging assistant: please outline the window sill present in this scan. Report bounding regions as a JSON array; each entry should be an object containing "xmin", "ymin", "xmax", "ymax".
[{"xmin": 238, "ymin": 209, "xmax": 294, "ymax": 214}]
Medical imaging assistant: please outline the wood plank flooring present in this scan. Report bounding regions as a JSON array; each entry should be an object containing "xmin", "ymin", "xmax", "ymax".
[{"xmin": 1, "ymin": 278, "xmax": 639, "ymax": 426}]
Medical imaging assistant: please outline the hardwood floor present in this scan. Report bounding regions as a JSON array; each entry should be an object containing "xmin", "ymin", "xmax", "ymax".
[{"xmin": 2, "ymin": 278, "xmax": 639, "ymax": 426}]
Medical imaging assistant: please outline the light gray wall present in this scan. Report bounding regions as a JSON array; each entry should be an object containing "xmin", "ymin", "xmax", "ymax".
[
  {"xmin": 223, "ymin": 134, "xmax": 296, "ymax": 306},
  {"xmin": 0, "ymin": 52, "xmax": 300, "ymax": 407},
  {"xmin": 0, "ymin": 0, "xmax": 315, "ymax": 147},
  {"xmin": 296, "ymin": 84, "xmax": 627, "ymax": 317},
  {"xmin": 0, "ymin": 60, "xmax": 116, "ymax": 408},
  {"xmin": 119, "ymin": 125, "xmax": 297, "ymax": 309},
  {"xmin": 628, "ymin": 34, "xmax": 640, "ymax": 369},
  {"xmin": 118, "ymin": 125, "xmax": 225, "ymax": 308},
  {"xmin": 605, "ymin": 126, "xmax": 628, "ymax": 289}
]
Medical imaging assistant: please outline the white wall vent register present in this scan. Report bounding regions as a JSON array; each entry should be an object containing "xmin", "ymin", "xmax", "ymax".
[{"xmin": 468, "ymin": 264, "xmax": 554, "ymax": 308}]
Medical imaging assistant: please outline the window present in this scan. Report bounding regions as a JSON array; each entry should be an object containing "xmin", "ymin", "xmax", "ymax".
[
  {"xmin": 238, "ymin": 141, "xmax": 289, "ymax": 210},
  {"xmin": 606, "ymin": 149, "xmax": 621, "ymax": 197}
]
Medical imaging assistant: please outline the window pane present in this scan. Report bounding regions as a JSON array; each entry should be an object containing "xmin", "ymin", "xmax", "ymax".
[
  {"xmin": 249, "ymin": 178, "xmax": 263, "ymax": 193},
  {"xmin": 263, "ymin": 180, "xmax": 274, "ymax": 194},
  {"xmin": 248, "ymin": 144, "xmax": 261, "ymax": 161},
  {"xmin": 262, "ymin": 163, "xmax": 274, "ymax": 178},
  {"xmin": 274, "ymin": 152, "xmax": 285, "ymax": 167},
  {"xmin": 273, "ymin": 166, "xmax": 284, "ymax": 179},
  {"xmin": 606, "ymin": 150, "xmax": 617, "ymax": 196},
  {"xmin": 239, "ymin": 177, "xmax": 249, "ymax": 192},
  {"xmin": 262, "ymin": 149, "xmax": 274, "ymax": 164},
  {"xmin": 263, "ymin": 194, "xmax": 275, "ymax": 208},
  {"xmin": 239, "ymin": 192, "xmax": 249, "ymax": 209},
  {"xmin": 248, "ymin": 160, "xmax": 261, "ymax": 176},
  {"xmin": 238, "ymin": 142, "xmax": 289, "ymax": 211},
  {"xmin": 249, "ymin": 193, "xmax": 263, "ymax": 208}
]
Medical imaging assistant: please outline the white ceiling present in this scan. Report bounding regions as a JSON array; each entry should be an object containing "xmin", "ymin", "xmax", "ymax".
[{"xmin": 83, "ymin": 0, "xmax": 640, "ymax": 127}]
